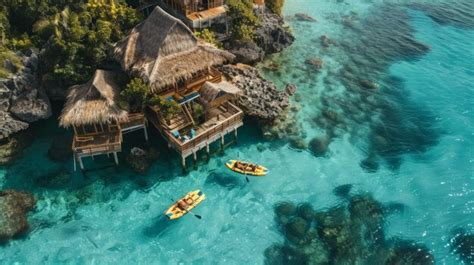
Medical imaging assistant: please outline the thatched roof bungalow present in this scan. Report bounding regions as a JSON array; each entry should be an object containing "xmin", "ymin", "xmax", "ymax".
[
  {"xmin": 59, "ymin": 69, "xmax": 128, "ymax": 129},
  {"xmin": 113, "ymin": 6, "xmax": 234, "ymax": 93}
]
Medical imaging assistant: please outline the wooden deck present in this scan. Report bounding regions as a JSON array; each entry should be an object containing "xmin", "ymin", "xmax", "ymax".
[
  {"xmin": 146, "ymin": 102, "xmax": 244, "ymax": 165},
  {"xmin": 186, "ymin": 6, "xmax": 226, "ymax": 21},
  {"xmin": 73, "ymin": 132, "xmax": 121, "ymax": 156}
]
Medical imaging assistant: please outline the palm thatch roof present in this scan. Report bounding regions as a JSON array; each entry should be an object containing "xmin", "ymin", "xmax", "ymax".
[
  {"xmin": 59, "ymin": 70, "xmax": 128, "ymax": 128},
  {"xmin": 113, "ymin": 6, "xmax": 234, "ymax": 93}
]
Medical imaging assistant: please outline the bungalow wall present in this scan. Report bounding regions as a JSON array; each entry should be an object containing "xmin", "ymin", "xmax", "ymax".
[{"xmin": 164, "ymin": 0, "xmax": 224, "ymax": 15}]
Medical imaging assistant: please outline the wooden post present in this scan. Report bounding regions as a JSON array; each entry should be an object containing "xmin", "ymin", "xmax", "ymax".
[
  {"xmin": 78, "ymin": 156, "xmax": 85, "ymax": 171},
  {"xmin": 206, "ymin": 142, "xmax": 210, "ymax": 154},
  {"xmin": 220, "ymin": 134, "xmax": 224, "ymax": 150},
  {"xmin": 234, "ymin": 127, "xmax": 238, "ymax": 142},
  {"xmin": 113, "ymin": 152, "xmax": 119, "ymax": 165},
  {"xmin": 182, "ymin": 156, "xmax": 186, "ymax": 168},
  {"xmin": 144, "ymin": 126, "xmax": 149, "ymax": 141},
  {"xmin": 73, "ymin": 154, "xmax": 77, "ymax": 171},
  {"xmin": 193, "ymin": 150, "xmax": 197, "ymax": 162}
]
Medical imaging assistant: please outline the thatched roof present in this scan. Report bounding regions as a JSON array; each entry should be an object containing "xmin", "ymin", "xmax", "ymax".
[
  {"xmin": 199, "ymin": 81, "xmax": 242, "ymax": 105},
  {"xmin": 113, "ymin": 6, "xmax": 234, "ymax": 93},
  {"xmin": 59, "ymin": 70, "xmax": 128, "ymax": 128}
]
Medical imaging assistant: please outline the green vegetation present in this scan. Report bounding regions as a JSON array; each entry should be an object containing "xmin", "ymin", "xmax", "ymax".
[
  {"xmin": 119, "ymin": 78, "xmax": 150, "ymax": 113},
  {"xmin": 195, "ymin": 29, "xmax": 221, "ymax": 48},
  {"xmin": 150, "ymin": 96, "xmax": 182, "ymax": 121},
  {"xmin": 0, "ymin": 46, "xmax": 23, "ymax": 78},
  {"xmin": 266, "ymin": 0, "xmax": 285, "ymax": 16},
  {"xmin": 226, "ymin": 0, "xmax": 260, "ymax": 41},
  {"xmin": 1, "ymin": 0, "xmax": 141, "ymax": 93}
]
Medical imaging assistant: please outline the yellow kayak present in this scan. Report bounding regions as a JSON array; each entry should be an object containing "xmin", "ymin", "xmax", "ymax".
[
  {"xmin": 225, "ymin": 160, "xmax": 268, "ymax": 176},
  {"xmin": 165, "ymin": 190, "xmax": 205, "ymax": 220}
]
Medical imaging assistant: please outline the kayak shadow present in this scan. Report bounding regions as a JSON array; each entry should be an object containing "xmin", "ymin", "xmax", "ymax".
[{"xmin": 142, "ymin": 215, "xmax": 175, "ymax": 238}]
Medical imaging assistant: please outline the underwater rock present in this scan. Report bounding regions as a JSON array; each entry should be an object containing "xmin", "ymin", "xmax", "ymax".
[
  {"xmin": 295, "ymin": 13, "xmax": 317, "ymax": 22},
  {"xmin": 450, "ymin": 228, "xmax": 474, "ymax": 264},
  {"xmin": 0, "ymin": 190, "xmax": 36, "ymax": 242},
  {"xmin": 305, "ymin": 58, "xmax": 324, "ymax": 70},
  {"xmin": 296, "ymin": 203, "xmax": 315, "ymax": 221},
  {"xmin": 264, "ymin": 244, "xmax": 309, "ymax": 265},
  {"xmin": 386, "ymin": 241, "xmax": 435, "ymax": 265},
  {"xmin": 309, "ymin": 136, "xmax": 330, "ymax": 157},
  {"xmin": 320, "ymin": 35, "xmax": 335, "ymax": 47},
  {"xmin": 289, "ymin": 137, "xmax": 307, "ymax": 150},
  {"xmin": 35, "ymin": 169, "xmax": 71, "ymax": 189},
  {"xmin": 256, "ymin": 144, "xmax": 267, "ymax": 152},
  {"xmin": 348, "ymin": 194, "xmax": 385, "ymax": 234},
  {"xmin": 0, "ymin": 128, "xmax": 35, "ymax": 165},
  {"xmin": 285, "ymin": 217, "xmax": 309, "ymax": 242},
  {"xmin": 333, "ymin": 184, "xmax": 353, "ymax": 198},
  {"xmin": 383, "ymin": 202, "xmax": 407, "ymax": 215},
  {"xmin": 48, "ymin": 134, "xmax": 73, "ymax": 162},
  {"xmin": 359, "ymin": 79, "xmax": 380, "ymax": 90},
  {"xmin": 360, "ymin": 156, "xmax": 380, "ymax": 173},
  {"xmin": 274, "ymin": 201, "xmax": 297, "ymax": 225},
  {"xmin": 126, "ymin": 147, "xmax": 158, "ymax": 174}
]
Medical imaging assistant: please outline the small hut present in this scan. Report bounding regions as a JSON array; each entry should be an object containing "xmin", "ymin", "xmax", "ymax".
[
  {"xmin": 114, "ymin": 6, "xmax": 234, "ymax": 94},
  {"xmin": 199, "ymin": 81, "xmax": 242, "ymax": 111},
  {"xmin": 59, "ymin": 70, "xmax": 128, "ymax": 171}
]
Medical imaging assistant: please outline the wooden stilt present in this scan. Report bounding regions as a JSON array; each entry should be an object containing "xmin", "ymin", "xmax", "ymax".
[
  {"xmin": 220, "ymin": 134, "xmax": 225, "ymax": 150},
  {"xmin": 206, "ymin": 142, "xmax": 210, "ymax": 154},
  {"xmin": 78, "ymin": 156, "xmax": 85, "ymax": 170},
  {"xmin": 113, "ymin": 152, "xmax": 119, "ymax": 165},
  {"xmin": 91, "ymin": 155, "xmax": 95, "ymax": 161},
  {"xmin": 144, "ymin": 127, "xmax": 149, "ymax": 141},
  {"xmin": 234, "ymin": 128, "xmax": 238, "ymax": 142},
  {"xmin": 182, "ymin": 156, "xmax": 186, "ymax": 168},
  {"xmin": 193, "ymin": 150, "xmax": 197, "ymax": 163},
  {"xmin": 73, "ymin": 154, "xmax": 77, "ymax": 171}
]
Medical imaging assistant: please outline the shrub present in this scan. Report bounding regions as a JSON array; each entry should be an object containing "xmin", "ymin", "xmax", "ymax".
[
  {"xmin": 195, "ymin": 29, "xmax": 221, "ymax": 48},
  {"xmin": 120, "ymin": 78, "xmax": 150, "ymax": 112},
  {"xmin": 226, "ymin": 0, "xmax": 260, "ymax": 41},
  {"xmin": 150, "ymin": 95, "xmax": 182, "ymax": 121},
  {"xmin": 266, "ymin": 0, "xmax": 285, "ymax": 16}
]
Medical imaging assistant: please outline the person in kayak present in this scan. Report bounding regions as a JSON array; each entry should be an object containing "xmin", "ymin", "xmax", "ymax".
[{"xmin": 177, "ymin": 197, "xmax": 194, "ymax": 210}]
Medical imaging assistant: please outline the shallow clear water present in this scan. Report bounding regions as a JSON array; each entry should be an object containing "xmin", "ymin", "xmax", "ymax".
[{"xmin": 1, "ymin": 0, "xmax": 473, "ymax": 264}]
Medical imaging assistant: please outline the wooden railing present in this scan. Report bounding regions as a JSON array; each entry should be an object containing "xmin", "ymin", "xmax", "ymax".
[
  {"xmin": 162, "ymin": 102, "xmax": 243, "ymax": 154},
  {"xmin": 72, "ymin": 132, "xmax": 122, "ymax": 156}
]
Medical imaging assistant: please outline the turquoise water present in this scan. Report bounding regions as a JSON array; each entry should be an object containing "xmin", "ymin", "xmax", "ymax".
[{"xmin": 1, "ymin": 1, "xmax": 473, "ymax": 264}]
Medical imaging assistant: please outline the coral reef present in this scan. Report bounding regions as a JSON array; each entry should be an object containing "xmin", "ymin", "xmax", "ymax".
[
  {"xmin": 265, "ymin": 189, "xmax": 435, "ymax": 264},
  {"xmin": 126, "ymin": 147, "xmax": 158, "ymax": 174},
  {"xmin": 0, "ymin": 189, "xmax": 36, "ymax": 242}
]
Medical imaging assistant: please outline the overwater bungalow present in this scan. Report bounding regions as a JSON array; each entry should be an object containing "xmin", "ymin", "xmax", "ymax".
[
  {"xmin": 114, "ymin": 7, "xmax": 243, "ymax": 167},
  {"xmin": 59, "ymin": 70, "xmax": 147, "ymax": 171}
]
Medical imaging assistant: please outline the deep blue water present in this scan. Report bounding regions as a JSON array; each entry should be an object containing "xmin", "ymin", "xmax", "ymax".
[{"xmin": 1, "ymin": 1, "xmax": 473, "ymax": 264}]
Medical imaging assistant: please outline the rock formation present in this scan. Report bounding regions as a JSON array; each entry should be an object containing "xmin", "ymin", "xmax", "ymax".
[
  {"xmin": 218, "ymin": 64, "xmax": 296, "ymax": 122},
  {"xmin": 0, "ymin": 49, "xmax": 52, "ymax": 140},
  {"xmin": 0, "ymin": 189, "xmax": 36, "ymax": 242}
]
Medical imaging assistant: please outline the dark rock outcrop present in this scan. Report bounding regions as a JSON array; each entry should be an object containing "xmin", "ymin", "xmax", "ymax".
[
  {"xmin": 0, "ymin": 49, "xmax": 52, "ymax": 140},
  {"xmin": 227, "ymin": 41, "xmax": 265, "ymax": 65},
  {"xmin": 254, "ymin": 10, "xmax": 295, "ymax": 54},
  {"xmin": 0, "ymin": 190, "xmax": 36, "ymax": 242},
  {"xmin": 227, "ymin": 10, "xmax": 294, "ymax": 65},
  {"xmin": 0, "ymin": 128, "xmax": 35, "ymax": 166},
  {"xmin": 218, "ymin": 64, "xmax": 296, "ymax": 122}
]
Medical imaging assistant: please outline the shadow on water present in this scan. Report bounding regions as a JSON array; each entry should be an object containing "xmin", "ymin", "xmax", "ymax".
[{"xmin": 142, "ymin": 215, "xmax": 176, "ymax": 238}]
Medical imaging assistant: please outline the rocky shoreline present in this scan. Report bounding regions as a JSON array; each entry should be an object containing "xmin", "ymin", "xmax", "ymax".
[{"xmin": 226, "ymin": 9, "xmax": 295, "ymax": 65}]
